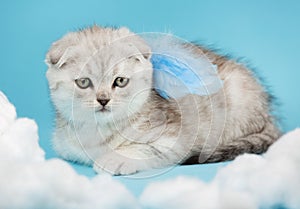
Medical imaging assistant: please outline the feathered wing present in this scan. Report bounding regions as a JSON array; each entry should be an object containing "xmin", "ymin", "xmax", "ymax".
[{"xmin": 142, "ymin": 33, "xmax": 223, "ymax": 99}]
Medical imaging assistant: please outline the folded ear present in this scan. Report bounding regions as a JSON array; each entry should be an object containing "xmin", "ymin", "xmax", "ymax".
[
  {"xmin": 118, "ymin": 27, "xmax": 152, "ymax": 60},
  {"xmin": 131, "ymin": 35, "xmax": 152, "ymax": 60},
  {"xmin": 45, "ymin": 33, "xmax": 77, "ymax": 68}
]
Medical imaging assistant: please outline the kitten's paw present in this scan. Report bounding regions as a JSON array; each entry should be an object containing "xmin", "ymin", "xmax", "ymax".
[{"xmin": 93, "ymin": 153, "xmax": 141, "ymax": 175}]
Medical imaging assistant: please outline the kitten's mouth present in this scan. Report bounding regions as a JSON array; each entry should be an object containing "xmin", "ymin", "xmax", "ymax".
[{"xmin": 95, "ymin": 107, "xmax": 111, "ymax": 113}]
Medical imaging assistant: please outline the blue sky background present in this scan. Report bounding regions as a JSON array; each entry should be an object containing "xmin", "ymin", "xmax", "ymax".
[{"xmin": 0, "ymin": 0, "xmax": 299, "ymax": 198}]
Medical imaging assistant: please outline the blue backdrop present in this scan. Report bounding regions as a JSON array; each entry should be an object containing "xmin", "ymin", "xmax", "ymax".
[{"xmin": 0, "ymin": 0, "xmax": 299, "ymax": 196}]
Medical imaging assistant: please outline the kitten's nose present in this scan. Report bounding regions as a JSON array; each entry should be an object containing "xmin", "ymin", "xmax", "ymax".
[{"xmin": 97, "ymin": 99, "xmax": 110, "ymax": 106}]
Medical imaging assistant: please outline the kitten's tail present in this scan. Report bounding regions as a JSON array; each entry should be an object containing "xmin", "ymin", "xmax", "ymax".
[{"xmin": 183, "ymin": 121, "xmax": 282, "ymax": 165}]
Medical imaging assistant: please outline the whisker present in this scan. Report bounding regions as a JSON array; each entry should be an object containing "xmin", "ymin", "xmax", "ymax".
[
  {"xmin": 82, "ymin": 100, "xmax": 99, "ymax": 108},
  {"xmin": 112, "ymin": 100, "xmax": 127, "ymax": 104}
]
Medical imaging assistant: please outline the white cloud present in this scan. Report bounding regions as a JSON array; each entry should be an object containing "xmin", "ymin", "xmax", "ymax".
[
  {"xmin": 140, "ymin": 129, "xmax": 300, "ymax": 209},
  {"xmin": 0, "ymin": 92, "xmax": 139, "ymax": 209}
]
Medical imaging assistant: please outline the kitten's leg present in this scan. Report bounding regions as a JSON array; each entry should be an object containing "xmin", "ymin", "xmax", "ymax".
[{"xmin": 93, "ymin": 139, "xmax": 188, "ymax": 175}]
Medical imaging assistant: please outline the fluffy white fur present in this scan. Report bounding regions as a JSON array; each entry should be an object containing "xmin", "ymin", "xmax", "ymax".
[
  {"xmin": 46, "ymin": 26, "xmax": 280, "ymax": 175},
  {"xmin": 46, "ymin": 27, "xmax": 157, "ymax": 170}
]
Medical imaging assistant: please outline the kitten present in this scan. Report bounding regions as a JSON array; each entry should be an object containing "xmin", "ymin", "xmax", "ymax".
[{"xmin": 46, "ymin": 26, "xmax": 281, "ymax": 175}]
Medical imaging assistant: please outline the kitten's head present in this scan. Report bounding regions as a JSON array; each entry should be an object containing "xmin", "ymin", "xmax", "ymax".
[{"xmin": 46, "ymin": 26, "xmax": 153, "ymax": 123}]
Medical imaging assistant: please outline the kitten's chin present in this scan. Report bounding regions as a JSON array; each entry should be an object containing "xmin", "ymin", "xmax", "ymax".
[
  {"xmin": 94, "ymin": 108, "xmax": 121, "ymax": 123},
  {"xmin": 95, "ymin": 108, "xmax": 132, "ymax": 124}
]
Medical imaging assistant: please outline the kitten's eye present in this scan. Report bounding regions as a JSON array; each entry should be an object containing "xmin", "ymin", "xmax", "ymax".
[
  {"xmin": 113, "ymin": 77, "xmax": 129, "ymax": 88},
  {"xmin": 75, "ymin": 78, "xmax": 92, "ymax": 89}
]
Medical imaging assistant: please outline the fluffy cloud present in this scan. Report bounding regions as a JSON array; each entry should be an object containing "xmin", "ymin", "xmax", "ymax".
[
  {"xmin": 140, "ymin": 129, "xmax": 300, "ymax": 209},
  {"xmin": 0, "ymin": 92, "xmax": 139, "ymax": 209}
]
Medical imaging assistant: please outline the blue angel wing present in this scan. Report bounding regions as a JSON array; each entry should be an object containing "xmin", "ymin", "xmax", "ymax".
[{"xmin": 143, "ymin": 34, "xmax": 223, "ymax": 99}]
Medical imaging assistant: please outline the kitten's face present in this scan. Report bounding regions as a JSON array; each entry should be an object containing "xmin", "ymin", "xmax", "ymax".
[{"xmin": 46, "ymin": 27, "xmax": 153, "ymax": 123}]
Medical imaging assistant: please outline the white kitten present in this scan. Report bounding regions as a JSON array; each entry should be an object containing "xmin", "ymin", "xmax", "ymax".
[{"xmin": 46, "ymin": 26, "xmax": 281, "ymax": 175}]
